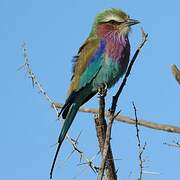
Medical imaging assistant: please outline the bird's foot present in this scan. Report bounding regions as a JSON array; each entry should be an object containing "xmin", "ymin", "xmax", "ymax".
[{"xmin": 98, "ymin": 83, "xmax": 107, "ymax": 97}]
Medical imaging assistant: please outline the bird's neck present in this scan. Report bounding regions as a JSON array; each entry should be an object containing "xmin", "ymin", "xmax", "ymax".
[
  {"xmin": 97, "ymin": 25, "xmax": 130, "ymax": 60},
  {"xmin": 96, "ymin": 23, "xmax": 128, "ymax": 40}
]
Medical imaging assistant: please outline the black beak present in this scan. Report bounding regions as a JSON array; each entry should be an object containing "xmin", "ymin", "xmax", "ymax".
[{"xmin": 127, "ymin": 18, "xmax": 140, "ymax": 26}]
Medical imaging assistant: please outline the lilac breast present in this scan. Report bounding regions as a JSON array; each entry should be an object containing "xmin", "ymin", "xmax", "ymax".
[{"xmin": 105, "ymin": 34, "xmax": 130, "ymax": 73}]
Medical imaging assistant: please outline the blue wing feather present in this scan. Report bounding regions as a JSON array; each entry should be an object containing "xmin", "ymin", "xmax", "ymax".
[{"xmin": 79, "ymin": 40, "xmax": 106, "ymax": 89}]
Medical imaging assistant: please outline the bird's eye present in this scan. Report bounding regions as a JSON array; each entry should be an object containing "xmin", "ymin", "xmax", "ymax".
[{"xmin": 106, "ymin": 20, "xmax": 122, "ymax": 25}]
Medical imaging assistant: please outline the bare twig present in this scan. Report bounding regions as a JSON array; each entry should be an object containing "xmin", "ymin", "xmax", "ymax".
[
  {"xmin": 21, "ymin": 43, "xmax": 57, "ymax": 113},
  {"xmin": 133, "ymin": 102, "xmax": 141, "ymax": 147},
  {"xmin": 73, "ymin": 152, "xmax": 100, "ymax": 179},
  {"xmin": 21, "ymin": 43, "xmax": 98, "ymax": 178},
  {"xmin": 61, "ymin": 131, "xmax": 83, "ymax": 165},
  {"xmin": 53, "ymin": 102, "xmax": 180, "ymax": 134},
  {"xmin": 163, "ymin": 140, "xmax": 180, "ymax": 148},
  {"xmin": 132, "ymin": 102, "xmax": 146, "ymax": 180},
  {"xmin": 171, "ymin": 64, "xmax": 180, "ymax": 84},
  {"xmin": 111, "ymin": 28, "xmax": 148, "ymax": 113},
  {"xmin": 138, "ymin": 143, "xmax": 146, "ymax": 180},
  {"xmin": 142, "ymin": 171, "xmax": 160, "ymax": 175}
]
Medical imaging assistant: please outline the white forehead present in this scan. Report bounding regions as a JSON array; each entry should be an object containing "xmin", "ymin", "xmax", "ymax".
[{"xmin": 103, "ymin": 14, "xmax": 124, "ymax": 22}]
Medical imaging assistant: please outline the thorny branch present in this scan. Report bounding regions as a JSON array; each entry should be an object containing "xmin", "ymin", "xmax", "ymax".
[
  {"xmin": 74, "ymin": 151, "xmax": 100, "ymax": 179},
  {"xmin": 53, "ymin": 102, "xmax": 180, "ymax": 134},
  {"xmin": 133, "ymin": 102, "xmax": 141, "ymax": 147},
  {"xmin": 163, "ymin": 141, "xmax": 180, "ymax": 148},
  {"xmin": 138, "ymin": 143, "xmax": 146, "ymax": 180},
  {"xmin": 21, "ymin": 43, "xmax": 98, "ymax": 177},
  {"xmin": 132, "ymin": 102, "xmax": 146, "ymax": 180}
]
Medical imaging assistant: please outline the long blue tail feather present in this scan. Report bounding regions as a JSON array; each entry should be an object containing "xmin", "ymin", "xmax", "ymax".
[{"xmin": 50, "ymin": 103, "xmax": 79, "ymax": 179}]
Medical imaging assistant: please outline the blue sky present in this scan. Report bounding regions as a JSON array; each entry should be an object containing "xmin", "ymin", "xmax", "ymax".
[{"xmin": 1, "ymin": 0, "xmax": 180, "ymax": 179}]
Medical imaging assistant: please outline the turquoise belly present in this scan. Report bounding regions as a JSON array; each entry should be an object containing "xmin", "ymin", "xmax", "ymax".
[{"xmin": 92, "ymin": 58, "xmax": 124, "ymax": 90}]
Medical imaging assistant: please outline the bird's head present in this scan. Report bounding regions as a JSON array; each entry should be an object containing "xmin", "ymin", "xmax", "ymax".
[{"xmin": 91, "ymin": 8, "xmax": 139, "ymax": 38}]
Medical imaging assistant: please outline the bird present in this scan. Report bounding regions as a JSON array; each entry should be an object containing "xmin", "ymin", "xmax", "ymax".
[
  {"xmin": 171, "ymin": 64, "xmax": 180, "ymax": 84},
  {"xmin": 50, "ymin": 8, "xmax": 139, "ymax": 178}
]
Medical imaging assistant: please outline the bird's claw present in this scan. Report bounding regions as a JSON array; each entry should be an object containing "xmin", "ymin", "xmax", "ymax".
[{"xmin": 98, "ymin": 83, "xmax": 107, "ymax": 97}]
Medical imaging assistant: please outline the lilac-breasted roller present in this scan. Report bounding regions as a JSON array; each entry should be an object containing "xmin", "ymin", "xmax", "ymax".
[{"xmin": 50, "ymin": 8, "xmax": 139, "ymax": 178}]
